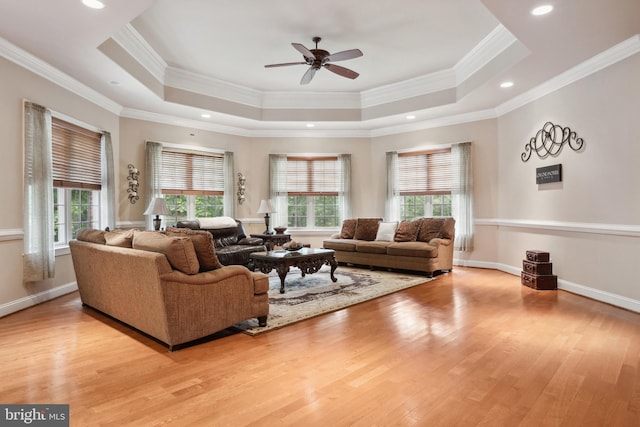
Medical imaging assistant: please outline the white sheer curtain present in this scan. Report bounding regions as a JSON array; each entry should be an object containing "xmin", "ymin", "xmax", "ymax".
[
  {"xmin": 385, "ymin": 151, "xmax": 400, "ymax": 221},
  {"xmin": 223, "ymin": 151, "xmax": 235, "ymax": 218},
  {"xmin": 23, "ymin": 102, "xmax": 55, "ymax": 282},
  {"xmin": 269, "ymin": 154, "xmax": 288, "ymax": 227},
  {"xmin": 145, "ymin": 141, "xmax": 163, "ymax": 229},
  {"xmin": 100, "ymin": 131, "xmax": 116, "ymax": 230},
  {"xmin": 338, "ymin": 154, "xmax": 352, "ymax": 221},
  {"xmin": 452, "ymin": 141, "xmax": 474, "ymax": 251}
]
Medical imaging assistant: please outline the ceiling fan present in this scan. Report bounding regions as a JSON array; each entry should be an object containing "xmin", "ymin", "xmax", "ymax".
[{"xmin": 265, "ymin": 36, "xmax": 363, "ymax": 85}]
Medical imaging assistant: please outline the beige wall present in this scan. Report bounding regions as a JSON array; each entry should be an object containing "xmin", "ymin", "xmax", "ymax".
[
  {"xmin": 0, "ymin": 56, "xmax": 119, "ymax": 312},
  {"xmin": 2, "ymin": 48, "xmax": 639, "ymax": 316},
  {"xmin": 496, "ymin": 52, "xmax": 640, "ymax": 305}
]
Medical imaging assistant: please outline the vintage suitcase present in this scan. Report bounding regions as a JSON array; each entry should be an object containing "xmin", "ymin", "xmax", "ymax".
[
  {"xmin": 526, "ymin": 250, "xmax": 550, "ymax": 262},
  {"xmin": 522, "ymin": 260, "xmax": 553, "ymax": 275},
  {"xmin": 521, "ymin": 271, "xmax": 557, "ymax": 290}
]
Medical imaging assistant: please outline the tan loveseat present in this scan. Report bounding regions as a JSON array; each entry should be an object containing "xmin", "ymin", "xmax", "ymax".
[
  {"xmin": 70, "ymin": 228, "xmax": 269, "ymax": 350},
  {"xmin": 323, "ymin": 217, "xmax": 455, "ymax": 276}
]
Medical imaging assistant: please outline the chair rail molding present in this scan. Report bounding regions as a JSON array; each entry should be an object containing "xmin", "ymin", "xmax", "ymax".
[
  {"xmin": 475, "ymin": 218, "xmax": 640, "ymax": 238},
  {"xmin": 0, "ymin": 229, "xmax": 24, "ymax": 241}
]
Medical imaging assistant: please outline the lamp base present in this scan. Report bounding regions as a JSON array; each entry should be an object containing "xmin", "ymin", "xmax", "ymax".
[
  {"xmin": 263, "ymin": 213, "xmax": 273, "ymax": 235},
  {"xmin": 153, "ymin": 216, "xmax": 162, "ymax": 231}
]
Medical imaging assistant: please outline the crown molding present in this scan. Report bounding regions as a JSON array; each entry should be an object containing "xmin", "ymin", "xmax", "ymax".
[
  {"xmin": 261, "ymin": 91, "xmax": 362, "ymax": 110},
  {"xmin": 495, "ymin": 34, "xmax": 640, "ymax": 117},
  {"xmin": 0, "ymin": 36, "xmax": 122, "ymax": 115},
  {"xmin": 111, "ymin": 24, "xmax": 167, "ymax": 82},
  {"xmin": 454, "ymin": 24, "xmax": 518, "ymax": 85},
  {"xmin": 370, "ymin": 109, "xmax": 497, "ymax": 137}
]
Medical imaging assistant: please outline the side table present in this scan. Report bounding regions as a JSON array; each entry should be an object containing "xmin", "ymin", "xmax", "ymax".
[{"xmin": 250, "ymin": 233, "xmax": 292, "ymax": 251}]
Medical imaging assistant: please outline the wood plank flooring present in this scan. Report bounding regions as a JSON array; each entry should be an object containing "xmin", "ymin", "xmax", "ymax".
[{"xmin": 1, "ymin": 267, "xmax": 639, "ymax": 426}]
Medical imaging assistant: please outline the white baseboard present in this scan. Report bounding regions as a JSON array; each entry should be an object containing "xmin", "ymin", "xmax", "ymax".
[
  {"xmin": 453, "ymin": 259, "xmax": 640, "ymax": 313},
  {"xmin": 0, "ymin": 281, "xmax": 78, "ymax": 318}
]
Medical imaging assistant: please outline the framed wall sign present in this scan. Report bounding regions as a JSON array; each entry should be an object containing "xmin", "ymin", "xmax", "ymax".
[{"xmin": 536, "ymin": 164, "xmax": 562, "ymax": 184}]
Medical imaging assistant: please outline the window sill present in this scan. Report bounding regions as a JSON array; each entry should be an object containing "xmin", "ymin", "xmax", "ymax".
[{"xmin": 55, "ymin": 246, "xmax": 71, "ymax": 257}]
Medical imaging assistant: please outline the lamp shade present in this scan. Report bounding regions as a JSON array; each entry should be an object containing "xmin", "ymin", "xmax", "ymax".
[
  {"xmin": 257, "ymin": 199, "xmax": 275, "ymax": 214},
  {"xmin": 144, "ymin": 197, "xmax": 170, "ymax": 216}
]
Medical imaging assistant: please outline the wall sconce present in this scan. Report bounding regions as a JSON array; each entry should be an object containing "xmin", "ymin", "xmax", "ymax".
[
  {"xmin": 237, "ymin": 173, "xmax": 246, "ymax": 204},
  {"xmin": 127, "ymin": 164, "xmax": 140, "ymax": 204}
]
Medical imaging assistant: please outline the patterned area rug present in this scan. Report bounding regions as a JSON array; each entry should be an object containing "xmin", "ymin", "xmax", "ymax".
[{"xmin": 233, "ymin": 265, "xmax": 434, "ymax": 335}]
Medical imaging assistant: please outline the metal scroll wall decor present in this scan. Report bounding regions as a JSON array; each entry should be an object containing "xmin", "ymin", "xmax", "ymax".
[
  {"xmin": 521, "ymin": 121, "xmax": 584, "ymax": 162},
  {"xmin": 127, "ymin": 164, "xmax": 140, "ymax": 204}
]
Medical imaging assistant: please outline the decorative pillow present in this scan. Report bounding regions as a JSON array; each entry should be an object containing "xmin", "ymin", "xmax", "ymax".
[
  {"xmin": 417, "ymin": 218, "xmax": 445, "ymax": 242},
  {"xmin": 133, "ymin": 231, "xmax": 200, "ymax": 275},
  {"xmin": 394, "ymin": 220, "xmax": 421, "ymax": 242},
  {"xmin": 105, "ymin": 229, "xmax": 135, "ymax": 248},
  {"xmin": 165, "ymin": 227, "xmax": 223, "ymax": 271},
  {"xmin": 76, "ymin": 228, "xmax": 106, "ymax": 244},
  {"xmin": 197, "ymin": 216, "xmax": 237, "ymax": 229},
  {"xmin": 339, "ymin": 219, "xmax": 357, "ymax": 239},
  {"xmin": 354, "ymin": 218, "xmax": 382, "ymax": 241},
  {"xmin": 375, "ymin": 222, "xmax": 398, "ymax": 242}
]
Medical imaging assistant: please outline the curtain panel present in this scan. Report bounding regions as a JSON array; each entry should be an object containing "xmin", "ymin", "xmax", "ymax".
[
  {"xmin": 23, "ymin": 102, "xmax": 55, "ymax": 282},
  {"xmin": 338, "ymin": 154, "xmax": 352, "ymax": 221},
  {"xmin": 101, "ymin": 131, "xmax": 115, "ymax": 230},
  {"xmin": 223, "ymin": 151, "xmax": 235, "ymax": 218},
  {"xmin": 385, "ymin": 151, "xmax": 400, "ymax": 222},
  {"xmin": 269, "ymin": 154, "xmax": 288, "ymax": 227},
  {"xmin": 145, "ymin": 141, "xmax": 163, "ymax": 229},
  {"xmin": 452, "ymin": 142, "xmax": 474, "ymax": 251}
]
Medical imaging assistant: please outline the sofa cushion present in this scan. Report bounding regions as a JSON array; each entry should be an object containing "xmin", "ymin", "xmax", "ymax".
[
  {"xmin": 76, "ymin": 228, "xmax": 106, "ymax": 244},
  {"xmin": 356, "ymin": 241, "xmax": 394, "ymax": 254},
  {"xmin": 339, "ymin": 219, "xmax": 357, "ymax": 239},
  {"xmin": 387, "ymin": 241, "xmax": 438, "ymax": 258},
  {"xmin": 105, "ymin": 229, "xmax": 135, "ymax": 247},
  {"xmin": 165, "ymin": 226, "xmax": 223, "ymax": 272},
  {"xmin": 323, "ymin": 238, "xmax": 357, "ymax": 252},
  {"xmin": 417, "ymin": 218, "xmax": 445, "ymax": 242},
  {"xmin": 375, "ymin": 222, "xmax": 398, "ymax": 242},
  {"xmin": 133, "ymin": 231, "xmax": 200, "ymax": 275},
  {"xmin": 354, "ymin": 218, "xmax": 382, "ymax": 241},
  {"xmin": 394, "ymin": 220, "xmax": 421, "ymax": 242}
]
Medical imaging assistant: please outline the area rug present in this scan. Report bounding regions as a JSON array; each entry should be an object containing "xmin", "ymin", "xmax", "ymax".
[{"xmin": 233, "ymin": 265, "xmax": 434, "ymax": 335}]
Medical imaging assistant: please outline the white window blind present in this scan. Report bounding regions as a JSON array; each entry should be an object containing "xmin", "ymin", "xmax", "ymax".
[
  {"xmin": 52, "ymin": 117, "xmax": 102, "ymax": 190},
  {"xmin": 398, "ymin": 149, "xmax": 453, "ymax": 195},
  {"xmin": 160, "ymin": 149, "xmax": 224, "ymax": 195},
  {"xmin": 286, "ymin": 157, "xmax": 340, "ymax": 195}
]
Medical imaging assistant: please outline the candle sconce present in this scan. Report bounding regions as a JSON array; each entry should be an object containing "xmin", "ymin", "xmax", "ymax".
[
  {"xmin": 237, "ymin": 173, "xmax": 246, "ymax": 204},
  {"xmin": 127, "ymin": 164, "xmax": 140, "ymax": 204}
]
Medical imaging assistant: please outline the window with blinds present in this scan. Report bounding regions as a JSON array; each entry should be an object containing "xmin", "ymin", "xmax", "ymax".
[
  {"xmin": 398, "ymin": 149, "xmax": 453, "ymax": 195},
  {"xmin": 286, "ymin": 156, "xmax": 340, "ymax": 195},
  {"xmin": 160, "ymin": 149, "xmax": 224, "ymax": 195},
  {"xmin": 52, "ymin": 118, "xmax": 102, "ymax": 189}
]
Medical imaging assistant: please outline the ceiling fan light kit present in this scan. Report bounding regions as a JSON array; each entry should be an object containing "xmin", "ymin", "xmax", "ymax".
[{"xmin": 265, "ymin": 36, "xmax": 363, "ymax": 85}]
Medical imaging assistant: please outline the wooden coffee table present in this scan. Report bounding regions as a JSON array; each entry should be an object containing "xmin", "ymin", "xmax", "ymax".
[{"xmin": 249, "ymin": 248, "xmax": 338, "ymax": 293}]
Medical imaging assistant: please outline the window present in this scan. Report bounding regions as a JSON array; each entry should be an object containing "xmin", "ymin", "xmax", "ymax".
[
  {"xmin": 397, "ymin": 149, "xmax": 453, "ymax": 221},
  {"xmin": 160, "ymin": 148, "xmax": 225, "ymax": 226},
  {"xmin": 51, "ymin": 118, "xmax": 103, "ymax": 245},
  {"xmin": 285, "ymin": 157, "xmax": 342, "ymax": 228}
]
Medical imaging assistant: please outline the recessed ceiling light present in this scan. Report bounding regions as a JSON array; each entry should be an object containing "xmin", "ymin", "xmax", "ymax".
[
  {"xmin": 306, "ymin": 123, "xmax": 315, "ymax": 128},
  {"xmin": 201, "ymin": 113, "xmax": 211, "ymax": 119},
  {"xmin": 82, "ymin": 0, "xmax": 105, "ymax": 9},
  {"xmin": 531, "ymin": 5, "xmax": 553, "ymax": 16},
  {"xmin": 500, "ymin": 81, "xmax": 514, "ymax": 88},
  {"xmin": 406, "ymin": 115, "xmax": 416, "ymax": 120}
]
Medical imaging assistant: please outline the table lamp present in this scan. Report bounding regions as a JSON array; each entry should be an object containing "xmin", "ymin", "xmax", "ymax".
[
  {"xmin": 257, "ymin": 199, "xmax": 275, "ymax": 234},
  {"xmin": 144, "ymin": 197, "xmax": 170, "ymax": 231}
]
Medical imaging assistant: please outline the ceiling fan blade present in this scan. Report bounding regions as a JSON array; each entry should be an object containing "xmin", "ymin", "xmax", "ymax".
[
  {"xmin": 324, "ymin": 63, "xmax": 359, "ymax": 79},
  {"xmin": 300, "ymin": 67, "xmax": 317, "ymax": 85},
  {"xmin": 292, "ymin": 43, "xmax": 316, "ymax": 60},
  {"xmin": 264, "ymin": 62, "xmax": 307, "ymax": 68},
  {"xmin": 326, "ymin": 48, "xmax": 363, "ymax": 62}
]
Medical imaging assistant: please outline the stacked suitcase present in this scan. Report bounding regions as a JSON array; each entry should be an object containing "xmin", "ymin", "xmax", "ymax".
[{"xmin": 521, "ymin": 250, "xmax": 557, "ymax": 290}]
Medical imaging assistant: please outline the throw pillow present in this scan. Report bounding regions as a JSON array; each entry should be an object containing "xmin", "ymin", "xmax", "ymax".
[
  {"xmin": 339, "ymin": 219, "xmax": 357, "ymax": 239},
  {"xmin": 165, "ymin": 227, "xmax": 223, "ymax": 271},
  {"xmin": 76, "ymin": 228, "xmax": 106, "ymax": 244},
  {"xmin": 375, "ymin": 222, "xmax": 398, "ymax": 242},
  {"xmin": 354, "ymin": 218, "xmax": 382, "ymax": 241},
  {"xmin": 133, "ymin": 231, "xmax": 200, "ymax": 275},
  {"xmin": 105, "ymin": 229, "xmax": 135, "ymax": 247},
  {"xmin": 417, "ymin": 218, "xmax": 445, "ymax": 242},
  {"xmin": 394, "ymin": 220, "xmax": 421, "ymax": 242},
  {"xmin": 197, "ymin": 216, "xmax": 237, "ymax": 229}
]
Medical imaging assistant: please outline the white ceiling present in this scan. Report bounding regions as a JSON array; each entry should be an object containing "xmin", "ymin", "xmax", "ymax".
[{"xmin": 0, "ymin": 0, "xmax": 638, "ymax": 136}]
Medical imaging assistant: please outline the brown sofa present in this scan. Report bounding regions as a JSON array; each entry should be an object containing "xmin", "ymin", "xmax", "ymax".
[
  {"xmin": 69, "ymin": 228, "xmax": 269, "ymax": 350},
  {"xmin": 323, "ymin": 217, "xmax": 455, "ymax": 276}
]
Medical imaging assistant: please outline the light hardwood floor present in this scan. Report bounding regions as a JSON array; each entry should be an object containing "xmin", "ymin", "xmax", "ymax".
[{"xmin": 1, "ymin": 267, "xmax": 639, "ymax": 426}]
